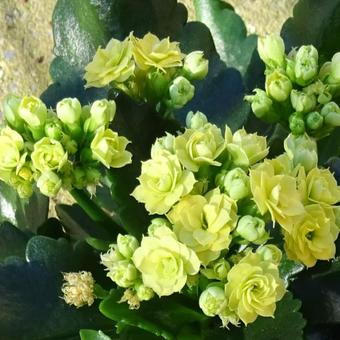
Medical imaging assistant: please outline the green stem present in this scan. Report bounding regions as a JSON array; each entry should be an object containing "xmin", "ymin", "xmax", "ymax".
[{"xmin": 70, "ymin": 189, "xmax": 125, "ymax": 235}]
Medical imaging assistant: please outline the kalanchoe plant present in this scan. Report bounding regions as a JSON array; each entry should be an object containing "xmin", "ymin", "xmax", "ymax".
[{"xmin": 2, "ymin": 0, "xmax": 340, "ymax": 339}]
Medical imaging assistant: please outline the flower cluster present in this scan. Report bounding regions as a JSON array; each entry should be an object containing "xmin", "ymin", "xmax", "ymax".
[
  {"xmin": 97, "ymin": 112, "xmax": 290, "ymax": 327},
  {"xmin": 84, "ymin": 32, "xmax": 209, "ymax": 110},
  {"xmin": 246, "ymin": 35, "xmax": 340, "ymax": 139},
  {"xmin": 0, "ymin": 95, "xmax": 132, "ymax": 198}
]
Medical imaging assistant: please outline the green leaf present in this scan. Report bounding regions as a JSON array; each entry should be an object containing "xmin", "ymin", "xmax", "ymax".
[
  {"xmin": 317, "ymin": 128, "xmax": 340, "ymax": 165},
  {"xmin": 0, "ymin": 182, "xmax": 48, "ymax": 232},
  {"xmin": 86, "ymin": 237, "xmax": 111, "ymax": 252},
  {"xmin": 291, "ymin": 257, "xmax": 340, "ymax": 326},
  {"xmin": 279, "ymin": 254, "xmax": 305, "ymax": 286},
  {"xmin": 281, "ymin": 0, "xmax": 340, "ymax": 62},
  {"xmin": 193, "ymin": 0, "xmax": 257, "ymax": 76},
  {"xmin": 80, "ymin": 329, "xmax": 112, "ymax": 340},
  {"xmin": 243, "ymin": 292, "xmax": 306, "ymax": 340},
  {"xmin": 0, "ymin": 222, "xmax": 28, "ymax": 261},
  {"xmin": 100, "ymin": 289, "xmax": 207, "ymax": 340},
  {"xmin": 0, "ymin": 236, "xmax": 111, "ymax": 339},
  {"xmin": 37, "ymin": 217, "xmax": 69, "ymax": 239}
]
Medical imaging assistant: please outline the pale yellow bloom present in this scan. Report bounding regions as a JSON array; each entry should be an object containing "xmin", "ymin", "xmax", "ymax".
[
  {"xmin": 174, "ymin": 123, "xmax": 225, "ymax": 172},
  {"xmin": 90, "ymin": 127, "xmax": 132, "ymax": 168},
  {"xmin": 167, "ymin": 188, "xmax": 238, "ymax": 265},
  {"xmin": 131, "ymin": 150, "xmax": 196, "ymax": 214},
  {"xmin": 132, "ymin": 32, "xmax": 183, "ymax": 72},
  {"xmin": 132, "ymin": 226, "xmax": 200, "ymax": 296},
  {"xmin": 84, "ymin": 37, "xmax": 135, "ymax": 88},
  {"xmin": 225, "ymin": 126, "xmax": 268, "ymax": 167},
  {"xmin": 250, "ymin": 157, "xmax": 304, "ymax": 232},
  {"xmin": 225, "ymin": 252, "xmax": 285, "ymax": 325},
  {"xmin": 284, "ymin": 204, "xmax": 339, "ymax": 267},
  {"xmin": 31, "ymin": 137, "xmax": 67, "ymax": 173}
]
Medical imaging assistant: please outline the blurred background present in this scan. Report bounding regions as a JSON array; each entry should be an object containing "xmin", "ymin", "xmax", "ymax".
[{"xmin": 0, "ymin": 0, "xmax": 297, "ymax": 99}]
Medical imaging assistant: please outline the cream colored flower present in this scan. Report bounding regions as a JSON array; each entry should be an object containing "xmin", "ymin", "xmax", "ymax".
[
  {"xmin": 84, "ymin": 37, "xmax": 135, "ymax": 88},
  {"xmin": 132, "ymin": 226, "xmax": 200, "ymax": 296},
  {"xmin": 174, "ymin": 123, "xmax": 225, "ymax": 172},
  {"xmin": 167, "ymin": 188, "xmax": 238, "ymax": 265},
  {"xmin": 225, "ymin": 252, "xmax": 285, "ymax": 325},
  {"xmin": 131, "ymin": 150, "xmax": 196, "ymax": 214},
  {"xmin": 250, "ymin": 157, "xmax": 305, "ymax": 232},
  {"xmin": 61, "ymin": 271, "xmax": 95, "ymax": 308},
  {"xmin": 90, "ymin": 127, "xmax": 132, "ymax": 168},
  {"xmin": 225, "ymin": 126, "xmax": 268, "ymax": 167},
  {"xmin": 132, "ymin": 32, "xmax": 183, "ymax": 72},
  {"xmin": 284, "ymin": 204, "xmax": 339, "ymax": 267}
]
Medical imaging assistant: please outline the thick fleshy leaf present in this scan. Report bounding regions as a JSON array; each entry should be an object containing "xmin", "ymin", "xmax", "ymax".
[
  {"xmin": 100, "ymin": 289, "xmax": 207, "ymax": 340},
  {"xmin": 243, "ymin": 292, "xmax": 306, "ymax": 340},
  {"xmin": 80, "ymin": 329, "xmax": 112, "ymax": 340},
  {"xmin": 193, "ymin": 0, "xmax": 257, "ymax": 76},
  {"xmin": 0, "ymin": 182, "xmax": 48, "ymax": 232},
  {"xmin": 0, "ymin": 236, "xmax": 111, "ymax": 339},
  {"xmin": 281, "ymin": 0, "xmax": 340, "ymax": 62},
  {"xmin": 279, "ymin": 254, "xmax": 305, "ymax": 286},
  {"xmin": 0, "ymin": 222, "xmax": 28, "ymax": 261},
  {"xmin": 291, "ymin": 257, "xmax": 340, "ymax": 325}
]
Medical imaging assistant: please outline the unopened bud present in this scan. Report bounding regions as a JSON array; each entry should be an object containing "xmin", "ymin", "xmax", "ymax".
[
  {"xmin": 236, "ymin": 215, "xmax": 268, "ymax": 245},
  {"xmin": 290, "ymin": 90, "xmax": 316, "ymax": 113},
  {"xmin": 257, "ymin": 34, "xmax": 285, "ymax": 69},
  {"xmin": 168, "ymin": 76, "xmax": 195, "ymax": 109},
  {"xmin": 265, "ymin": 70, "xmax": 292, "ymax": 102},
  {"xmin": 186, "ymin": 111, "xmax": 208, "ymax": 129},
  {"xmin": 306, "ymin": 111, "xmax": 323, "ymax": 130},
  {"xmin": 183, "ymin": 51, "xmax": 209, "ymax": 81},
  {"xmin": 117, "ymin": 234, "xmax": 139, "ymax": 260},
  {"xmin": 294, "ymin": 45, "xmax": 318, "ymax": 86}
]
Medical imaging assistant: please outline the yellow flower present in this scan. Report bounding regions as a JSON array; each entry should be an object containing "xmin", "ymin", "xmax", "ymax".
[
  {"xmin": 225, "ymin": 252, "xmax": 285, "ymax": 325},
  {"xmin": 132, "ymin": 226, "xmax": 200, "ymax": 296},
  {"xmin": 84, "ymin": 37, "xmax": 135, "ymax": 88},
  {"xmin": 132, "ymin": 32, "xmax": 183, "ymax": 72},
  {"xmin": 250, "ymin": 157, "xmax": 305, "ymax": 232},
  {"xmin": 37, "ymin": 171, "xmax": 62, "ymax": 197},
  {"xmin": 90, "ymin": 127, "xmax": 132, "ymax": 168},
  {"xmin": 284, "ymin": 204, "xmax": 339, "ymax": 267},
  {"xmin": 31, "ymin": 137, "xmax": 67, "ymax": 173},
  {"xmin": 131, "ymin": 150, "xmax": 196, "ymax": 214},
  {"xmin": 225, "ymin": 126, "xmax": 268, "ymax": 167},
  {"xmin": 0, "ymin": 127, "xmax": 24, "ymax": 180},
  {"xmin": 174, "ymin": 123, "xmax": 225, "ymax": 172},
  {"xmin": 306, "ymin": 167, "xmax": 340, "ymax": 205},
  {"xmin": 167, "ymin": 188, "xmax": 238, "ymax": 265}
]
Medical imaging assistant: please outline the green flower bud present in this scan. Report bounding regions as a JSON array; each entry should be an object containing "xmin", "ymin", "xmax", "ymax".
[
  {"xmin": 37, "ymin": 171, "xmax": 62, "ymax": 197},
  {"xmin": 183, "ymin": 51, "xmax": 209, "ymax": 81},
  {"xmin": 64, "ymin": 139, "xmax": 78, "ymax": 155},
  {"xmin": 245, "ymin": 89, "xmax": 279, "ymax": 123},
  {"xmin": 150, "ymin": 133, "xmax": 175, "ymax": 158},
  {"xmin": 216, "ymin": 167, "xmax": 250, "ymax": 200},
  {"xmin": 45, "ymin": 119, "xmax": 64, "ymax": 140},
  {"xmin": 18, "ymin": 95, "xmax": 47, "ymax": 128},
  {"xmin": 294, "ymin": 45, "xmax": 318, "ymax": 86},
  {"xmin": 17, "ymin": 165, "xmax": 33, "ymax": 182},
  {"xmin": 306, "ymin": 111, "xmax": 323, "ymax": 130},
  {"xmin": 117, "ymin": 234, "xmax": 139, "ymax": 260},
  {"xmin": 256, "ymin": 244, "xmax": 282, "ymax": 265},
  {"xmin": 265, "ymin": 70, "xmax": 292, "ymax": 102},
  {"xmin": 289, "ymin": 114, "xmax": 305, "ymax": 135},
  {"xmin": 212, "ymin": 258, "xmax": 231, "ymax": 281},
  {"xmin": 330, "ymin": 52, "xmax": 340, "ymax": 83},
  {"xmin": 257, "ymin": 34, "xmax": 285, "ymax": 69},
  {"xmin": 135, "ymin": 282, "xmax": 154, "ymax": 301},
  {"xmin": 285, "ymin": 56, "xmax": 296, "ymax": 82},
  {"xmin": 1, "ymin": 94, "xmax": 25, "ymax": 132},
  {"xmin": 145, "ymin": 70, "xmax": 170, "ymax": 101},
  {"xmin": 56, "ymin": 97, "xmax": 82, "ymax": 125},
  {"xmin": 236, "ymin": 215, "xmax": 269, "ymax": 245},
  {"xmin": 199, "ymin": 286, "xmax": 226, "ymax": 317},
  {"xmin": 86, "ymin": 167, "xmax": 101, "ymax": 184},
  {"xmin": 290, "ymin": 90, "xmax": 316, "ymax": 113},
  {"xmin": 185, "ymin": 111, "xmax": 208, "ymax": 129},
  {"xmin": 168, "ymin": 76, "xmax": 195, "ymax": 109},
  {"xmin": 284, "ymin": 133, "xmax": 318, "ymax": 172},
  {"xmin": 16, "ymin": 181, "xmax": 33, "ymax": 199},
  {"xmin": 148, "ymin": 218, "xmax": 172, "ymax": 237},
  {"xmin": 73, "ymin": 167, "xmax": 87, "ymax": 189},
  {"xmin": 107, "ymin": 260, "xmax": 138, "ymax": 288},
  {"xmin": 321, "ymin": 102, "xmax": 340, "ymax": 126},
  {"xmin": 319, "ymin": 61, "xmax": 331, "ymax": 82}
]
